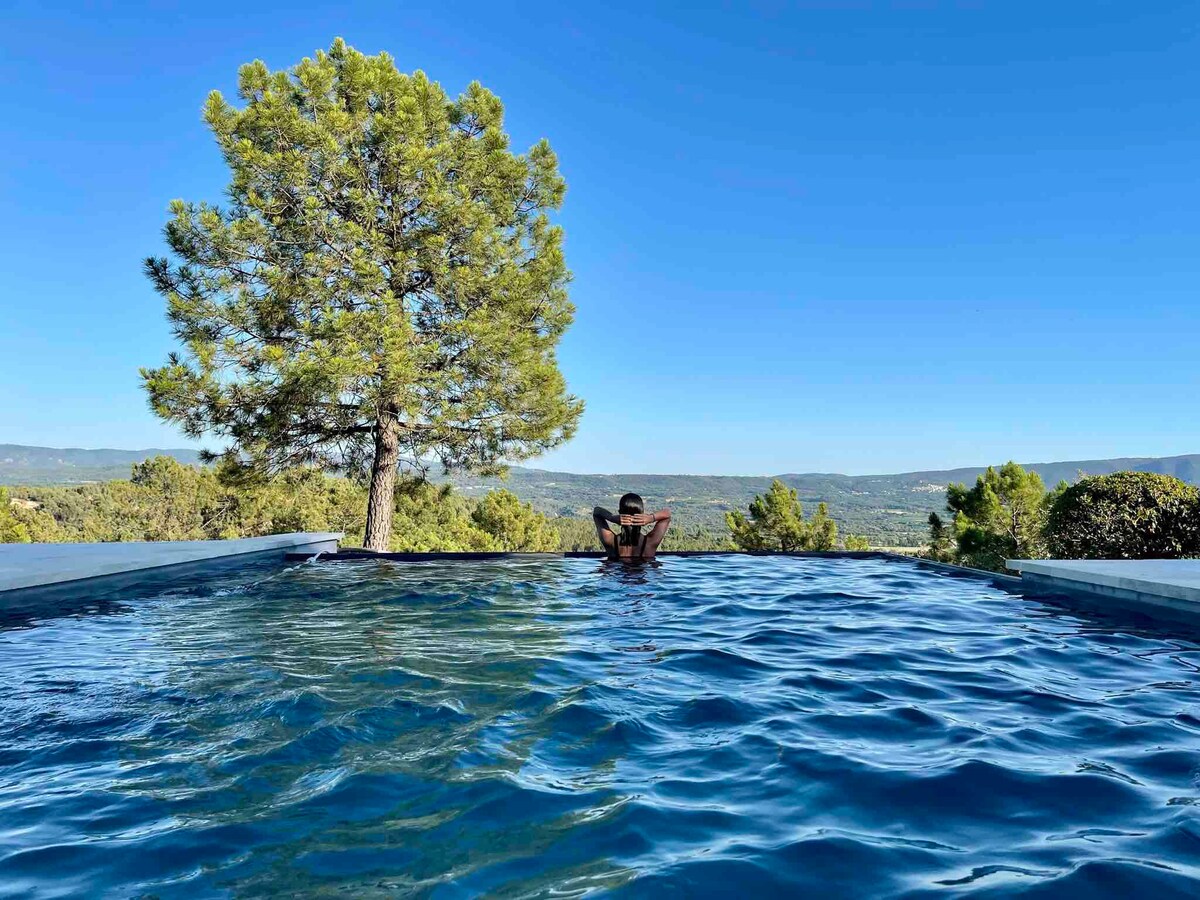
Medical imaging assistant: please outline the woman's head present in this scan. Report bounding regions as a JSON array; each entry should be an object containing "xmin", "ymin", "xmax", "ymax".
[
  {"xmin": 618, "ymin": 492, "xmax": 644, "ymax": 546},
  {"xmin": 619, "ymin": 493, "xmax": 644, "ymax": 517}
]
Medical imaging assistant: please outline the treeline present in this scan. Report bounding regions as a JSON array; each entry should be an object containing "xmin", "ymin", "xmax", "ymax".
[
  {"xmin": 0, "ymin": 460, "xmax": 872, "ymax": 553},
  {"xmin": 925, "ymin": 462, "xmax": 1200, "ymax": 571},
  {"xmin": 11, "ymin": 457, "xmax": 1195, "ymax": 569},
  {"xmin": 0, "ymin": 457, "xmax": 559, "ymax": 551}
]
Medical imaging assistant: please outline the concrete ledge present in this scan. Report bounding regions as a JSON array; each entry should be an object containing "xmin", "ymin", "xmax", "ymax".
[
  {"xmin": 0, "ymin": 532, "xmax": 342, "ymax": 593},
  {"xmin": 1007, "ymin": 559, "xmax": 1200, "ymax": 621}
]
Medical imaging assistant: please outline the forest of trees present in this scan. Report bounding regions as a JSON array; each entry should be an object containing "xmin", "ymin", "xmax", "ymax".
[
  {"xmin": 2, "ymin": 457, "xmax": 558, "ymax": 552},
  {"xmin": 0, "ymin": 460, "xmax": 874, "ymax": 554},
  {"xmin": 8, "ymin": 458, "xmax": 1197, "ymax": 569}
]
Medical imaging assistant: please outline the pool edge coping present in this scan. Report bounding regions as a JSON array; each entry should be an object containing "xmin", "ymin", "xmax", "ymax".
[{"xmin": 0, "ymin": 532, "xmax": 343, "ymax": 594}]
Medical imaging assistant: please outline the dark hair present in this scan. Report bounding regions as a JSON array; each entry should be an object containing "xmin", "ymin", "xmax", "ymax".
[{"xmin": 618, "ymin": 492, "xmax": 644, "ymax": 547}]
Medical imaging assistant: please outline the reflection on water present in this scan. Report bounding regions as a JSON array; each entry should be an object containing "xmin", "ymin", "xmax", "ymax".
[{"xmin": 1, "ymin": 556, "xmax": 1200, "ymax": 897}]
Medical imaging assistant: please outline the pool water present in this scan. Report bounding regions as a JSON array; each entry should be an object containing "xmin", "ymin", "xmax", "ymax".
[{"xmin": 2, "ymin": 556, "xmax": 1200, "ymax": 898}]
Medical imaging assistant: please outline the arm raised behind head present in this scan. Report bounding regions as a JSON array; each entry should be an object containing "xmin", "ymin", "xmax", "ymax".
[
  {"xmin": 593, "ymin": 507, "xmax": 620, "ymax": 525},
  {"xmin": 642, "ymin": 509, "xmax": 672, "ymax": 553},
  {"xmin": 593, "ymin": 506, "xmax": 618, "ymax": 551}
]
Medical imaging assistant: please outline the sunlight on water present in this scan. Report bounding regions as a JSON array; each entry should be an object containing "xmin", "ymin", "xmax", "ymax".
[{"xmin": 1, "ymin": 556, "xmax": 1199, "ymax": 897}]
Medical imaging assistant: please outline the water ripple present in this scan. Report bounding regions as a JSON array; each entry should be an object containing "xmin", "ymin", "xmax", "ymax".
[{"xmin": 1, "ymin": 555, "xmax": 1199, "ymax": 897}]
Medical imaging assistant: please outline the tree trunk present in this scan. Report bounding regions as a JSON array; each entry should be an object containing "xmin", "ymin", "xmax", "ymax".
[{"xmin": 363, "ymin": 416, "xmax": 400, "ymax": 552}]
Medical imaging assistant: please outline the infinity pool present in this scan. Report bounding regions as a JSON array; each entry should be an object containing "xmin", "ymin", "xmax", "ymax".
[{"xmin": 1, "ymin": 556, "xmax": 1199, "ymax": 897}]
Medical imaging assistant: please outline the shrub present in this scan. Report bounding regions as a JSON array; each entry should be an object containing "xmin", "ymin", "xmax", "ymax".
[{"xmin": 1045, "ymin": 471, "xmax": 1200, "ymax": 559}]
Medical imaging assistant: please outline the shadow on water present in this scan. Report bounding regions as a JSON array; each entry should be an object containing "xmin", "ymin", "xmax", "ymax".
[
  {"xmin": 1013, "ymin": 585, "xmax": 1200, "ymax": 646},
  {"xmin": 0, "ymin": 554, "xmax": 287, "ymax": 631},
  {"xmin": 0, "ymin": 592, "xmax": 135, "ymax": 630}
]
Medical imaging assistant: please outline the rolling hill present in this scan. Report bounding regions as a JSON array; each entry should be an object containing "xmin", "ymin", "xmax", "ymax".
[
  {"xmin": 0, "ymin": 444, "xmax": 204, "ymax": 485},
  {"xmin": 448, "ymin": 455, "xmax": 1200, "ymax": 545},
  {"xmin": 4, "ymin": 444, "xmax": 1197, "ymax": 545}
]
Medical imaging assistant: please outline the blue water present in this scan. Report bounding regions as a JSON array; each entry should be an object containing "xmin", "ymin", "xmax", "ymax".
[{"xmin": 1, "ymin": 556, "xmax": 1199, "ymax": 898}]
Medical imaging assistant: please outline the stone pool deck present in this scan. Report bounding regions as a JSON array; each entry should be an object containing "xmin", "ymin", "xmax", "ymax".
[
  {"xmin": 0, "ymin": 532, "xmax": 342, "ymax": 594},
  {"xmin": 1007, "ymin": 558, "xmax": 1200, "ymax": 621}
]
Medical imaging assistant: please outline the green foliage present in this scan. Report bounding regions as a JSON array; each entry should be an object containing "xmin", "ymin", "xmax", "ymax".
[
  {"xmin": 942, "ymin": 462, "xmax": 1052, "ymax": 571},
  {"xmin": 470, "ymin": 489, "xmax": 559, "ymax": 551},
  {"xmin": 0, "ymin": 488, "xmax": 32, "ymax": 543},
  {"xmin": 843, "ymin": 534, "xmax": 870, "ymax": 551},
  {"xmin": 141, "ymin": 39, "xmax": 581, "ymax": 549},
  {"xmin": 809, "ymin": 502, "xmax": 838, "ymax": 551},
  {"xmin": 11, "ymin": 458, "xmax": 364, "ymax": 544},
  {"xmin": 13, "ymin": 445, "xmax": 1200, "ymax": 548},
  {"xmin": 7, "ymin": 456, "xmax": 568, "ymax": 553},
  {"xmin": 388, "ymin": 480, "xmax": 494, "ymax": 551},
  {"xmin": 726, "ymin": 479, "xmax": 840, "ymax": 551},
  {"xmin": 924, "ymin": 512, "xmax": 955, "ymax": 562},
  {"xmin": 215, "ymin": 465, "xmax": 367, "ymax": 539},
  {"xmin": 1045, "ymin": 471, "xmax": 1200, "ymax": 559}
]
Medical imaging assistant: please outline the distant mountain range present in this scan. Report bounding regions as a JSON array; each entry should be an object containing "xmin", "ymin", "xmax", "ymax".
[
  {"xmin": 448, "ymin": 455, "xmax": 1200, "ymax": 545},
  {"xmin": 4, "ymin": 443, "xmax": 1198, "ymax": 545},
  {"xmin": 0, "ymin": 444, "xmax": 204, "ymax": 485}
]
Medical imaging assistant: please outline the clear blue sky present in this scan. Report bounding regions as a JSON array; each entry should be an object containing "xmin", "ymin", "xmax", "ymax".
[{"xmin": 3, "ymin": 1, "xmax": 1199, "ymax": 475}]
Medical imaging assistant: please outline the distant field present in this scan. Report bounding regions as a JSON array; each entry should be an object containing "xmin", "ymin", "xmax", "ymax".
[{"xmin": 4, "ymin": 444, "xmax": 1198, "ymax": 545}]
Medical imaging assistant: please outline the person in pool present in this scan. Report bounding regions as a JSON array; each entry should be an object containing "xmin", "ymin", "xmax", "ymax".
[{"xmin": 593, "ymin": 493, "xmax": 671, "ymax": 562}]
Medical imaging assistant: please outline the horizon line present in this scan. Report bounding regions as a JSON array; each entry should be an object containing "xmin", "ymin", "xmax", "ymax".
[{"xmin": 3, "ymin": 443, "xmax": 1197, "ymax": 482}]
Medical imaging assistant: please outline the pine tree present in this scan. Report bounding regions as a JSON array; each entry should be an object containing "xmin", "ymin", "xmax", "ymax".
[
  {"xmin": 809, "ymin": 501, "xmax": 838, "ymax": 550},
  {"xmin": 727, "ymin": 479, "xmax": 842, "ymax": 552},
  {"xmin": 944, "ymin": 461, "xmax": 1049, "ymax": 570},
  {"xmin": 142, "ymin": 40, "xmax": 582, "ymax": 550},
  {"xmin": 925, "ymin": 512, "xmax": 954, "ymax": 561}
]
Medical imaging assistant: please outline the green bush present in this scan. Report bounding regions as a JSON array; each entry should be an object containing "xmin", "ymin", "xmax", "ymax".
[{"xmin": 1045, "ymin": 471, "xmax": 1200, "ymax": 559}]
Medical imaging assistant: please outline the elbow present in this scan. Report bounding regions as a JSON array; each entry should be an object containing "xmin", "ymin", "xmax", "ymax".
[
  {"xmin": 661, "ymin": 509, "xmax": 672, "ymax": 520},
  {"xmin": 592, "ymin": 507, "xmax": 605, "ymax": 518}
]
